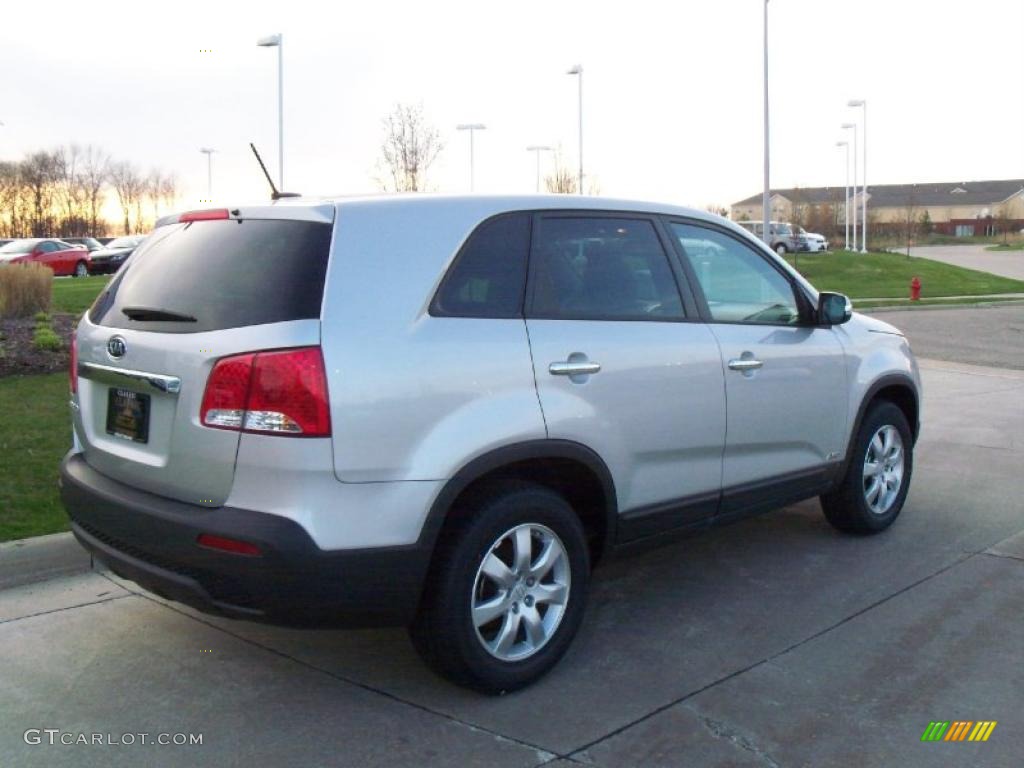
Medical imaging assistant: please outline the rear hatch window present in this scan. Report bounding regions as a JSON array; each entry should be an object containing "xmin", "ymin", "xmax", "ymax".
[{"xmin": 89, "ymin": 219, "xmax": 333, "ymax": 333}]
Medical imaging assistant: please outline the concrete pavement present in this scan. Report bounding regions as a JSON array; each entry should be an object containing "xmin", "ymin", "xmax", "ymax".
[
  {"xmin": 912, "ymin": 244, "xmax": 1024, "ymax": 281},
  {"xmin": 2, "ymin": 359, "xmax": 1023, "ymax": 767}
]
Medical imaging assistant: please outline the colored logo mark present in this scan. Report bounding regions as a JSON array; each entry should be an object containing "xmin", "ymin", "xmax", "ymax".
[{"xmin": 921, "ymin": 721, "xmax": 997, "ymax": 742}]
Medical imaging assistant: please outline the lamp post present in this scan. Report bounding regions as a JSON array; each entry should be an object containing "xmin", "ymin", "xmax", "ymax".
[
  {"xmin": 848, "ymin": 99, "xmax": 867, "ymax": 252},
  {"xmin": 566, "ymin": 64, "xmax": 583, "ymax": 194},
  {"xmin": 835, "ymin": 141, "xmax": 850, "ymax": 250},
  {"xmin": 841, "ymin": 122, "xmax": 858, "ymax": 252},
  {"xmin": 256, "ymin": 33, "xmax": 284, "ymax": 189},
  {"xmin": 456, "ymin": 124, "xmax": 486, "ymax": 192},
  {"xmin": 199, "ymin": 147, "xmax": 216, "ymax": 202},
  {"xmin": 526, "ymin": 145, "xmax": 553, "ymax": 193},
  {"xmin": 761, "ymin": 0, "xmax": 771, "ymax": 244}
]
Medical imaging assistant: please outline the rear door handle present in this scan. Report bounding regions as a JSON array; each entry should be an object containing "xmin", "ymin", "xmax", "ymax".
[
  {"xmin": 727, "ymin": 358, "xmax": 763, "ymax": 372},
  {"xmin": 549, "ymin": 361, "xmax": 601, "ymax": 376}
]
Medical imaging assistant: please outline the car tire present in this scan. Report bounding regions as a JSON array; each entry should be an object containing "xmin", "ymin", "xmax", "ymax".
[
  {"xmin": 775, "ymin": 243, "xmax": 788, "ymax": 255},
  {"xmin": 820, "ymin": 401, "xmax": 913, "ymax": 534},
  {"xmin": 410, "ymin": 481, "xmax": 590, "ymax": 694},
  {"xmin": 74, "ymin": 261, "xmax": 88, "ymax": 277}
]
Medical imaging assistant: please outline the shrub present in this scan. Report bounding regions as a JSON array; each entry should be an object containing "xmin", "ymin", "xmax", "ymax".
[
  {"xmin": 34, "ymin": 311, "xmax": 50, "ymax": 322},
  {"xmin": 33, "ymin": 327, "xmax": 63, "ymax": 352},
  {"xmin": 0, "ymin": 264, "xmax": 53, "ymax": 319}
]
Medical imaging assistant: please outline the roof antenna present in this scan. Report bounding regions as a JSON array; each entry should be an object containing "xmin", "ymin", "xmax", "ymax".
[{"xmin": 250, "ymin": 142, "xmax": 300, "ymax": 200}]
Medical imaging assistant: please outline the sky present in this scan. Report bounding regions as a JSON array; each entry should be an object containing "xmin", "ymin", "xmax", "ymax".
[{"xmin": 2, "ymin": 0, "xmax": 1022, "ymax": 214}]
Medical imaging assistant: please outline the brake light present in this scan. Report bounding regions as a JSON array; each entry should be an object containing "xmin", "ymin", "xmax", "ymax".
[
  {"xmin": 200, "ymin": 347, "xmax": 331, "ymax": 437},
  {"xmin": 197, "ymin": 533, "xmax": 262, "ymax": 556},
  {"xmin": 69, "ymin": 330, "xmax": 78, "ymax": 394},
  {"xmin": 179, "ymin": 209, "xmax": 230, "ymax": 223}
]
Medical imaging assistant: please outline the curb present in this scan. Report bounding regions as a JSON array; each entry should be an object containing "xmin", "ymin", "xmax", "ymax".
[
  {"xmin": 0, "ymin": 532, "xmax": 94, "ymax": 591},
  {"xmin": 861, "ymin": 299, "xmax": 1024, "ymax": 313}
]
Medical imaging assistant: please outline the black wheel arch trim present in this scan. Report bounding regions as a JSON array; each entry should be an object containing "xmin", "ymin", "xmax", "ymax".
[
  {"xmin": 840, "ymin": 373, "xmax": 920, "ymax": 476},
  {"xmin": 417, "ymin": 439, "xmax": 619, "ymax": 561}
]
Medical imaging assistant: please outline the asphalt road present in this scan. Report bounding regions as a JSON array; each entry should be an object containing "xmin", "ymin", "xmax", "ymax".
[
  {"xmin": 911, "ymin": 244, "xmax": 1024, "ymax": 281},
  {"xmin": 869, "ymin": 305, "xmax": 1024, "ymax": 370},
  {"xmin": 3, "ymin": 357, "xmax": 1023, "ymax": 767}
]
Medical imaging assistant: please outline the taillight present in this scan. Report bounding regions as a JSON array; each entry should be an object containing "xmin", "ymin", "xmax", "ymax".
[
  {"xmin": 200, "ymin": 347, "xmax": 330, "ymax": 437},
  {"xmin": 69, "ymin": 330, "xmax": 78, "ymax": 394}
]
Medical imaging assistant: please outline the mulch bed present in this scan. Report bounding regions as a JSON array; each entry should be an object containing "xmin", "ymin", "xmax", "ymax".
[{"xmin": 0, "ymin": 314, "xmax": 77, "ymax": 378}]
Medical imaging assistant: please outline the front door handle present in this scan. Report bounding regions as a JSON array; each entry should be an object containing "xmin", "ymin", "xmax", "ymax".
[
  {"xmin": 727, "ymin": 358, "xmax": 764, "ymax": 372},
  {"xmin": 549, "ymin": 361, "xmax": 601, "ymax": 376}
]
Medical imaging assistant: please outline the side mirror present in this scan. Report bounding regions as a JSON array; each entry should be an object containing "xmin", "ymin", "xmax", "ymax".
[{"xmin": 818, "ymin": 292, "xmax": 852, "ymax": 326}]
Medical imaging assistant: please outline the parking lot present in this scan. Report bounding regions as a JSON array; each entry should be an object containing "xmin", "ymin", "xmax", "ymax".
[{"xmin": 3, "ymin": 325, "xmax": 1024, "ymax": 766}]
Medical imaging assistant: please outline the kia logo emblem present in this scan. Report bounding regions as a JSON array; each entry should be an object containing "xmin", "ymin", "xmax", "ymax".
[{"xmin": 107, "ymin": 336, "xmax": 127, "ymax": 359}]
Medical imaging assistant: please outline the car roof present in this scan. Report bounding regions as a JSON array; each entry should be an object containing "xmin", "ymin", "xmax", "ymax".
[{"xmin": 164, "ymin": 193, "xmax": 738, "ymax": 232}]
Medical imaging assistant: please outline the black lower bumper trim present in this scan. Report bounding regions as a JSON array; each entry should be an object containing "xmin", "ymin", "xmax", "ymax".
[{"xmin": 60, "ymin": 453, "xmax": 431, "ymax": 628}]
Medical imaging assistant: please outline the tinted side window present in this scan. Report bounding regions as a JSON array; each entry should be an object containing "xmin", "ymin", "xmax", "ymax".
[
  {"xmin": 670, "ymin": 223, "xmax": 801, "ymax": 326},
  {"xmin": 529, "ymin": 217, "xmax": 684, "ymax": 320},
  {"xmin": 431, "ymin": 213, "xmax": 530, "ymax": 318}
]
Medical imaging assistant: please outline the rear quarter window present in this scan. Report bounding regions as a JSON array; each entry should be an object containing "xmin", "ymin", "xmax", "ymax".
[
  {"xmin": 89, "ymin": 219, "xmax": 333, "ymax": 333},
  {"xmin": 430, "ymin": 213, "xmax": 531, "ymax": 318}
]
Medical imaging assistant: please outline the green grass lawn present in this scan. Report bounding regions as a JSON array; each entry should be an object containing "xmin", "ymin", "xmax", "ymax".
[
  {"xmin": 785, "ymin": 250, "xmax": 1024, "ymax": 299},
  {"xmin": 986, "ymin": 243, "xmax": 1024, "ymax": 252},
  {"xmin": 0, "ymin": 373, "xmax": 71, "ymax": 541},
  {"xmin": 51, "ymin": 275, "xmax": 110, "ymax": 316}
]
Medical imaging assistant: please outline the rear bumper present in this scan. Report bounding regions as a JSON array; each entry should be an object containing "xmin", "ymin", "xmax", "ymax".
[{"xmin": 59, "ymin": 453, "xmax": 432, "ymax": 627}]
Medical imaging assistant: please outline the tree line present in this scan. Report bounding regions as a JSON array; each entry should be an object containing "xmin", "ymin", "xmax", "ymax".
[{"xmin": 0, "ymin": 145, "xmax": 178, "ymax": 239}]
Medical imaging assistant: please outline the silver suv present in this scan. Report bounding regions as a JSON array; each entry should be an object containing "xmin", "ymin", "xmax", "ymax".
[
  {"xmin": 61, "ymin": 196, "xmax": 920, "ymax": 693},
  {"xmin": 736, "ymin": 220, "xmax": 808, "ymax": 255}
]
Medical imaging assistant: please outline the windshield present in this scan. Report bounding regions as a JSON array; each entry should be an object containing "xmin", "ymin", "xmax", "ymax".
[
  {"xmin": 107, "ymin": 237, "xmax": 140, "ymax": 249},
  {"xmin": 89, "ymin": 219, "xmax": 333, "ymax": 333},
  {"xmin": 0, "ymin": 239, "xmax": 40, "ymax": 254},
  {"xmin": 774, "ymin": 223, "xmax": 793, "ymax": 235}
]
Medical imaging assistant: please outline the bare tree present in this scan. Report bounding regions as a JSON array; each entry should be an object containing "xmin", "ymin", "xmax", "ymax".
[
  {"xmin": 995, "ymin": 204, "xmax": 1014, "ymax": 245},
  {"xmin": 20, "ymin": 151, "xmax": 60, "ymax": 237},
  {"xmin": 377, "ymin": 103, "xmax": 443, "ymax": 192},
  {"xmin": 108, "ymin": 161, "xmax": 146, "ymax": 234},
  {"xmin": 159, "ymin": 173, "xmax": 179, "ymax": 214},
  {"xmin": 146, "ymin": 170, "xmax": 165, "ymax": 225},
  {"xmin": 81, "ymin": 145, "xmax": 110, "ymax": 236},
  {"xmin": 704, "ymin": 204, "xmax": 729, "ymax": 218},
  {"xmin": 544, "ymin": 149, "xmax": 577, "ymax": 194},
  {"xmin": 899, "ymin": 186, "xmax": 920, "ymax": 259},
  {"xmin": 54, "ymin": 145, "xmax": 89, "ymax": 236}
]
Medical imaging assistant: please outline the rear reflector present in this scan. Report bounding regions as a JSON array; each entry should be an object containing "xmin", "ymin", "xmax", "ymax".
[
  {"xmin": 200, "ymin": 347, "xmax": 331, "ymax": 437},
  {"xmin": 179, "ymin": 209, "xmax": 230, "ymax": 223},
  {"xmin": 196, "ymin": 533, "xmax": 262, "ymax": 556},
  {"xmin": 69, "ymin": 330, "xmax": 78, "ymax": 394}
]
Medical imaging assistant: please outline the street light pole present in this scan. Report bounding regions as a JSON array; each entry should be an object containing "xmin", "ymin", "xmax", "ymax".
[
  {"xmin": 842, "ymin": 122, "xmax": 858, "ymax": 253},
  {"xmin": 199, "ymin": 148, "xmax": 216, "ymax": 201},
  {"xmin": 526, "ymin": 145, "xmax": 554, "ymax": 193},
  {"xmin": 456, "ymin": 124, "xmax": 486, "ymax": 192},
  {"xmin": 567, "ymin": 65, "xmax": 583, "ymax": 194},
  {"xmin": 762, "ymin": 0, "xmax": 771, "ymax": 244},
  {"xmin": 257, "ymin": 34, "xmax": 284, "ymax": 189},
  {"xmin": 849, "ymin": 99, "xmax": 867, "ymax": 252},
  {"xmin": 836, "ymin": 141, "xmax": 850, "ymax": 250}
]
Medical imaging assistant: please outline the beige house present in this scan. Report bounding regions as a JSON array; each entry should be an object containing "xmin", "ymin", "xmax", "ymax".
[{"xmin": 731, "ymin": 179, "xmax": 1024, "ymax": 236}]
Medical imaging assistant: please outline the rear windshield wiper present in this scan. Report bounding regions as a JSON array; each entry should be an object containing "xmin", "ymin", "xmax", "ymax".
[{"xmin": 121, "ymin": 307, "xmax": 197, "ymax": 322}]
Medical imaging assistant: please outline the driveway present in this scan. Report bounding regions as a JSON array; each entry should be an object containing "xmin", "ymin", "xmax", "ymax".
[
  {"xmin": 3, "ymin": 359, "xmax": 1024, "ymax": 767},
  {"xmin": 912, "ymin": 244, "xmax": 1024, "ymax": 281}
]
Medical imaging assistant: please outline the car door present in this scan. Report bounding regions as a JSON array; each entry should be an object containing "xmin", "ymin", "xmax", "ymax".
[
  {"xmin": 525, "ymin": 213, "xmax": 726, "ymax": 540},
  {"xmin": 35, "ymin": 241, "xmax": 59, "ymax": 272},
  {"xmin": 666, "ymin": 220, "xmax": 848, "ymax": 511}
]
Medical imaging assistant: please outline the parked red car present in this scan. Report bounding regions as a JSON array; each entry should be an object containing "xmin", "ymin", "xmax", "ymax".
[{"xmin": 0, "ymin": 238, "xmax": 91, "ymax": 277}]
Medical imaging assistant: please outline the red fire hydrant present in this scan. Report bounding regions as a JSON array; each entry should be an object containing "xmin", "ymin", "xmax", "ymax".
[{"xmin": 910, "ymin": 277, "xmax": 921, "ymax": 301}]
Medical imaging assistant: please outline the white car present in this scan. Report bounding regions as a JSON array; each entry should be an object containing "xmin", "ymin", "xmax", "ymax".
[{"xmin": 799, "ymin": 228, "xmax": 829, "ymax": 252}]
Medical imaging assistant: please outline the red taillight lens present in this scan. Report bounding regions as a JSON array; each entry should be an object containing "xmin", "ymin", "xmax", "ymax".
[
  {"xmin": 179, "ymin": 208, "xmax": 230, "ymax": 223},
  {"xmin": 199, "ymin": 347, "xmax": 330, "ymax": 437},
  {"xmin": 69, "ymin": 330, "xmax": 78, "ymax": 394},
  {"xmin": 200, "ymin": 354, "xmax": 254, "ymax": 430},
  {"xmin": 196, "ymin": 533, "xmax": 262, "ymax": 556}
]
